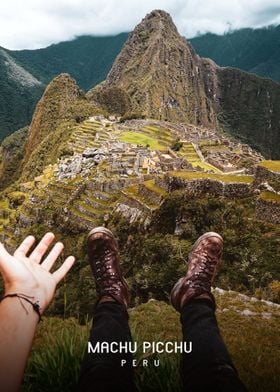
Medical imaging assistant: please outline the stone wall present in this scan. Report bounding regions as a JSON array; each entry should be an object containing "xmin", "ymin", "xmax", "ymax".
[
  {"xmin": 256, "ymin": 198, "xmax": 280, "ymax": 224},
  {"xmin": 86, "ymin": 176, "xmax": 153, "ymax": 193},
  {"xmin": 160, "ymin": 174, "xmax": 253, "ymax": 198},
  {"xmin": 114, "ymin": 194, "xmax": 152, "ymax": 227}
]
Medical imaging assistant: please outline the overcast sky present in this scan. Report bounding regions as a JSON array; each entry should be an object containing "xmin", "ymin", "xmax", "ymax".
[{"xmin": 2, "ymin": 0, "xmax": 280, "ymax": 50}]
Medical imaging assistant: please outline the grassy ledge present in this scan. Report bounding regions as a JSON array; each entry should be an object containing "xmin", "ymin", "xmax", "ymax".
[
  {"xmin": 259, "ymin": 191, "xmax": 280, "ymax": 203},
  {"xmin": 258, "ymin": 160, "xmax": 280, "ymax": 173},
  {"xmin": 119, "ymin": 131, "xmax": 168, "ymax": 150}
]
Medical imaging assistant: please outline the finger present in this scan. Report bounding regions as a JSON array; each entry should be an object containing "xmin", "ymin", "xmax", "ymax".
[
  {"xmin": 29, "ymin": 232, "xmax": 55, "ymax": 263},
  {"xmin": 41, "ymin": 242, "xmax": 64, "ymax": 271},
  {"xmin": 14, "ymin": 235, "xmax": 35, "ymax": 258},
  {"xmin": 52, "ymin": 256, "xmax": 75, "ymax": 284}
]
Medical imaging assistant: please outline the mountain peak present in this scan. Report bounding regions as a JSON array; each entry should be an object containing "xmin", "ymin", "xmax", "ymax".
[
  {"xmin": 23, "ymin": 73, "xmax": 83, "ymax": 162},
  {"xmin": 135, "ymin": 9, "xmax": 178, "ymax": 36},
  {"xmin": 89, "ymin": 10, "xmax": 217, "ymax": 126}
]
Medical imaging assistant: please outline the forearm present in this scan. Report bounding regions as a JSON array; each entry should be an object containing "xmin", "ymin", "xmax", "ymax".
[{"xmin": 0, "ymin": 297, "xmax": 38, "ymax": 392}]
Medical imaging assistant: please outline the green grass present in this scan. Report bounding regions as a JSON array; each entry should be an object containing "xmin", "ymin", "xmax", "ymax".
[
  {"xmin": 22, "ymin": 297, "xmax": 279, "ymax": 392},
  {"xmin": 169, "ymin": 171, "xmax": 254, "ymax": 183},
  {"xmin": 0, "ymin": 217, "xmax": 9, "ymax": 225},
  {"xmin": 259, "ymin": 191, "xmax": 280, "ymax": 203},
  {"xmin": 69, "ymin": 206, "xmax": 98, "ymax": 223},
  {"xmin": 0, "ymin": 199, "xmax": 9, "ymax": 209},
  {"xmin": 193, "ymin": 161, "xmax": 222, "ymax": 173},
  {"xmin": 76, "ymin": 202, "xmax": 108, "ymax": 219},
  {"xmin": 119, "ymin": 132, "xmax": 168, "ymax": 150},
  {"xmin": 82, "ymin": 193, "xmax": 112, "ymax": 207},
  {"xmin": 143, "ymin": 180, "xmax": 168, "ymax": 197},
  {"xmin": 258, "ymin": 160, "xmax": 280, "ymax": 172}
]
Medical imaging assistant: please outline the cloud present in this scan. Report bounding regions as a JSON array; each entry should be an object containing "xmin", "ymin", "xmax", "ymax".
[{"xmin": 1, "ymin": 0, "xmax": 280, "ymax": 49}]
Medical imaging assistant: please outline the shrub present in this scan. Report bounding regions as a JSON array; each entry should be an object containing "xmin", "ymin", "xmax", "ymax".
[
  {"xmin": 171, "ymin": 140, "xmax": 183, "ymax": 152},
  {"xmin": 269, "ymin": 280, "xmax": 280, "ymax": 303}
]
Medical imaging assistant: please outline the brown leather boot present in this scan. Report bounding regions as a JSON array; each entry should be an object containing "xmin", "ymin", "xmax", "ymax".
[
  {"xmin": 170, "ymin": 232, "xmax": 223, "ymax": 312},
  {"xmin": 87, "ymin": 227, "xmax": 129, "ymax": 307}
]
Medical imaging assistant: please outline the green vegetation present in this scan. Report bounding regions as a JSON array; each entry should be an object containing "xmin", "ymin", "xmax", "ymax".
[
  {"xmin": 7, "ymin": 191, "xmax": 26, "ymax": 207},
  {"xmin": 193, "ymin": 161, "xmax": 222, "ymax": 172},
  {"xmin": 0, "ymin": 50, "xmax": 43, "ymax": 140},
  {"xmin": 178, "ymin": 143, "xmax": 221, "ymax": 172},
  {"xmin": 0, "ymin": 126, "xmax": 28, "ymax": 189},
  {"xmin": 23, "ymin": 297, "xmax": 280, "ymax": 391},
  {"xmin": 190, "ymin": 25, "xmax": 280, "ymax": 83},
  {"xmin": 171, "ymin": 139, "xmax": 183, "ymax": 151},
  {"xmin": 0, "ymin": 34, "xmax": 128, "ymax": 140},
  {"xmin": 218, "ymin": 67, "xmax": 280, "ymax": 159},
  {"xmin": 169, "ymin": 171, "xmax": 253, "ymax": 183},
  {"xmin": 107, "ymin": 196, "xmax": 279, "ymax": 305},
  {"xmin": 120, "ymin": 131, "xmax": 167, "ymax": 150},
  {"xmin": 258, "ymin": 160, "xmax": 280, "ymax": 172},
  {"xmin": 120, "ymin": 111, "xmax": 146, "ymax": 122},
  {"xmin": 88, "ymin": 85, "xmax": 131, "ymax": 115},
  {"xmin": 143, "ymin": 179, "xmax": 167, "ymax": 197},
  {"xmin": 0, "ymin": 199, "xmax": 9, "ymax": 208},
  {"xmin": 12, "ymin": 34, "xmax": 128, "ymax": 91},
  {"xmin": 20, "ymin": 98, "xmax": 103, "ymax": 181}
]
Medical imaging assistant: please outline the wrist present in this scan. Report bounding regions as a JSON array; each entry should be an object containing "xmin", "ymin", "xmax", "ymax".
[
  {"xmin": 0, "ymin": 293, "xmax": 41, "ymax": 323},
  {"xmin": 4, "ymin": 284, "xmax": 48, "ymax": 314}
]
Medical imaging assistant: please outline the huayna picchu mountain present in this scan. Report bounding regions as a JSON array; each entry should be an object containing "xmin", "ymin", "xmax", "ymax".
[
  {"xmin": 88, "ymin": 10, "xmax": 217, "ymax": 128},
  {"xmin": 88, "ymin": 10, "xmax": 280, "ymax": 159}
]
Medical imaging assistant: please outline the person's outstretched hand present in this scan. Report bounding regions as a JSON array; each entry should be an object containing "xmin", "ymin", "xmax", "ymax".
[{"xmin": 0, "ymin": 232, "xmax": 75, "ymax": 313}]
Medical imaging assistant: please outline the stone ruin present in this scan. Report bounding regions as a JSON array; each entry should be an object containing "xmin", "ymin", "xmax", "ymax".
[{"xmin": 54, "ymin": 141, "xmax": 190, "ymax": 182}]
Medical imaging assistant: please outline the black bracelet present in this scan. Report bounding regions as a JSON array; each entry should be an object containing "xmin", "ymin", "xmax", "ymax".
[{"xmin": 0, "ymin": 293, "xmax": 42, "ymax": 322}]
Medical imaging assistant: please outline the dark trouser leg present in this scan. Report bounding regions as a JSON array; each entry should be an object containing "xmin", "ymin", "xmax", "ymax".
[
  {"xmin": 181, "ymin": 298, "xmax": 248, "ymax": 392},
  {"xmin": 78, "ymin": 302, "xmax": 136, "ymax": 392}
]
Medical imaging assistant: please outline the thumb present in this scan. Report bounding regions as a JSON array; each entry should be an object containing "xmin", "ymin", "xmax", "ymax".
[{"xmin": 0, "ymin": 242, "xmax": 13, "ymax": 270}]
